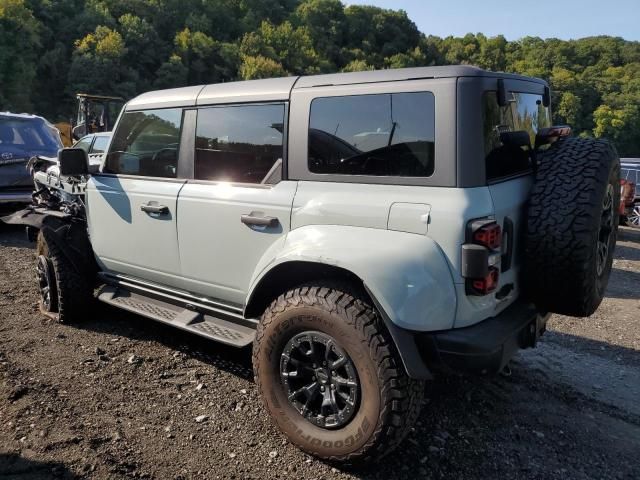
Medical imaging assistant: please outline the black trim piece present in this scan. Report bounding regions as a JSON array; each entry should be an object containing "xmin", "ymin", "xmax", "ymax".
[
  {"xmin": 461, "ymin": 244, "xmax": 489, "ymax": 278},
  {"xmin": 97, "ymin": 272, "xmax": 253, "ymax": 325},
  {"xmin": 92, "ymin": 173, "xmax": 187, "ymax": 184},
  {"xmin": 486, "ymin": 168, "xmax": 533, "ymax": 185},
  {"xmin": 543, "ymin": 85, "xmax": 551, "ymax": 107},
  {"xmin": 282, "ymin": 100, "xmax": 290, "ymax": 181},
  {"xmin": 98, "ymin": 285, "xmax": 255, "ymax": 347},
  {"xmin": 364, "ymin": 284, "xmax": 433, "ymax": 380},
  {"xmin": 501, "ymin": 217, "xmax": 514, "ymax": 272},
  {"xmin": 497, "ymin": 79, "xmax": 508, "ymax": 107},
  {"xmin": 184, "ymin": 179, "xmax": 274, "ymax": 189},
  {"xmin": 418, "ymin": 300, "xmax": 549, "ymax": 375},
  {"xmin": 178, "ymin": 109, "xmax": 197, "ymax": 179}
]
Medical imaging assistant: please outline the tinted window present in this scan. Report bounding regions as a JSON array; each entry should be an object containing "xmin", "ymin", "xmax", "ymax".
[
  {"xmin": 104, "ymin": 108, "xmax": 182, "ymax": 178},
  {"xmin": 74, "ymin": 136, "xmax": 93, "ymax": 152},
  {"xmin": 91, "ymin": 135, "xmax": 110, "ymax": 154},
  {"xmin": 308, "ymin": 92, "xmax": 435, "ymax": 177},
  {"xmin": 483, "ymin": 91, "xmax": 551, "ymax": 180},
  {"xmin": 195, "ymin": 104, "xmax": 284, "ymax": 184}
]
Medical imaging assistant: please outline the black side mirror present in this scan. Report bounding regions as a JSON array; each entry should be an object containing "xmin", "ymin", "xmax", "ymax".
[
  {"xmin": 500, "ymin": 130, "xmax": 532, "ymax": 150},
  {"xmin": 58, "ymin": 148, "xmax": 89, "ymax": 176}
]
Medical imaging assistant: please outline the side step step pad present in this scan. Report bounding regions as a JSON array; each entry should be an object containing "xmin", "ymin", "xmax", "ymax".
[{"xmin": 97, "ymin": 286, "xmax": 255, "ymax": 348}]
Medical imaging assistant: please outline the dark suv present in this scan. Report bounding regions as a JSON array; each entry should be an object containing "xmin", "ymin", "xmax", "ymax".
[{"xmin": 0, "ymin": 112, "xmax": 62, "ymax": 212}]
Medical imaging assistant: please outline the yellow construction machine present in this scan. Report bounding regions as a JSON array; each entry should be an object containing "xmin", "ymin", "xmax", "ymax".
[{"xmin": 55, "ymin": 93, "xmax": 125, "ymax": 146}]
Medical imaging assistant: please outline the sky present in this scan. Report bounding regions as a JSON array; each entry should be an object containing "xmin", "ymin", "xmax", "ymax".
[{"xmin": 346, "ymin": 0, "xmax": 640, "ymax": 41}]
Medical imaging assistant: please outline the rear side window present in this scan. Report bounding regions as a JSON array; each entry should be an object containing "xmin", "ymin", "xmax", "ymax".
[
  {"xmin": 104, "ymin": 108, "xmax": 182, "ymax": 178},
  {"xmin": 195, "ymin": 104, "xmax": 285, "ymax": 184},
  {"xmin": 308, "ymin": 92, "xmax": 435, "ymax": 177},
  {"xmin": 483, "ymin": 91, "xmax": 551, "ymax": 181}
]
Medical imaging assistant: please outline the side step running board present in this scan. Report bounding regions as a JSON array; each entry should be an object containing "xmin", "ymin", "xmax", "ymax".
[{"xmin": 97, "ymin": 285, "xmax": 255, "ymax": 348}]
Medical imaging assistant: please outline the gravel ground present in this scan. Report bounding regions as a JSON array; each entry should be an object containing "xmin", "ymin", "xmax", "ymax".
[{"xmin": 0, "ymin": 224, "xmax": 639, "ymax": 479}]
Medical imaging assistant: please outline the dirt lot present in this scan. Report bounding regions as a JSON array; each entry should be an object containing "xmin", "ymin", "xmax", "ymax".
[{"xmin": 0, "ymin": 224, "xmax": 639, "ymax": 480}]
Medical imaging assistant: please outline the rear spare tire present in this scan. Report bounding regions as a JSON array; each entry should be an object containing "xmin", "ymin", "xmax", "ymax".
[{"xmin": 525, "ymin": 136, "xmax": 620, "ymax": 317}]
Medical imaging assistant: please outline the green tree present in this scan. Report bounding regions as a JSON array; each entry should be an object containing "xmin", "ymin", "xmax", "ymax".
[
  {"xmin": 240, "ymin": 20, "xmax": 319, "ymax": 74},
  {"xmin": 68, "ymin": 25, "xmax": 137, "ymax": 98},
  {"xmin": 239, "ymin": 54, "xmax": 286, "ymax": 79},
  {"xmin": 557, "ymin": 91, "xmax": 582, "ymax": 128},
  {"xmin": 0, "ymin": 0, "xmax": 40, "ymax": 112}
]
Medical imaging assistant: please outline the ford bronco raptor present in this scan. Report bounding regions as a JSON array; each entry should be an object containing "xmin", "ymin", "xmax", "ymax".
[{"xmin": 3, "ymin": 66, "xmax": 620, "ymax": 463}]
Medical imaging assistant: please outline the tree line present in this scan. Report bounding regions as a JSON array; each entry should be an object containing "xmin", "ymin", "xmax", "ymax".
[{"xmin": 1, "ymin": 0, "xmax": 639, "ymax": 156}]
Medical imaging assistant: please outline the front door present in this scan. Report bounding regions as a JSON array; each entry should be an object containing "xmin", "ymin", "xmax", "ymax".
[
  {"xmin": 86, "ymin": 107, "xmax": 186, "ymax": 287},
  {"xmin": 176, "ymin": 103, "xmax": 296, "ymax": 307}
]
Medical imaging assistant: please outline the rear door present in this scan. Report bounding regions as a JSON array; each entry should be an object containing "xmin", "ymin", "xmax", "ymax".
[
  {"xmin": 483, "ymin": 90, "xmax": 552, "ymax": 305},
  {"xmin": 86, "ymin": 107, "xmax": 186, "ymax": 288},
  {"xmin": 176, "ymin": 103, "xmax": 296, "ymax": 307}
]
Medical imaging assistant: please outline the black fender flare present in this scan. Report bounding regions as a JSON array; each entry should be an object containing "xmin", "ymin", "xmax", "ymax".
[{"xmin": 2, "ymin": 208, "xmax": 97, "ymax": 278}]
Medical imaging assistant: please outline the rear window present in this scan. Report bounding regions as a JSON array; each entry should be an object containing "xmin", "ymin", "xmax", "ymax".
[
  {"xmin": 483, "ymin": 91, "xmax": 551, "ymax": 181},
  {"xmin": 308, "ymin": 92, "xmax": 435, "ymax": 177},
  {"xmin": 104, "ymin": 109, "xmax": 182, "ymax": 178}
]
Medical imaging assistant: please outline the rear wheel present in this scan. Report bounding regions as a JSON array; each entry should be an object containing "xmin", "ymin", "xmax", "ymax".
[{"xmin": 252, "ymin": 284, "xmax": 424, "ymax": 463}]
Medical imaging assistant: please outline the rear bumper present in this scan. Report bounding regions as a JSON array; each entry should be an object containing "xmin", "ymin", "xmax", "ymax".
[{"xmin": 417, "ymin": 300, "xmax": 549, "ymax": 375}]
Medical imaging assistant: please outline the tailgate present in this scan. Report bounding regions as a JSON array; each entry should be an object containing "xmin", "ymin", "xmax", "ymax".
[{"xmin": 488, "ymin": 174, "xmax": 533, "ymax": 309}]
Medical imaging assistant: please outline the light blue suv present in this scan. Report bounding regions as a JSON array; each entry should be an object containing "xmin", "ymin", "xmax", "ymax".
[{"xmin": 4, "ymin": 66, "xmax": 619, "ymax": 462}]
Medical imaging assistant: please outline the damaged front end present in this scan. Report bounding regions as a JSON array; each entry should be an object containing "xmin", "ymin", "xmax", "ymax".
[{"xmin": 1, "ymin": 164, "xmax": 97, "ymax": 283}]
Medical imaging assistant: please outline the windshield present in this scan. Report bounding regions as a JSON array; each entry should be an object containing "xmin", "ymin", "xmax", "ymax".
[{"xmin": 0, "ymin": 116, "xmax": 62, "ymax": 160}]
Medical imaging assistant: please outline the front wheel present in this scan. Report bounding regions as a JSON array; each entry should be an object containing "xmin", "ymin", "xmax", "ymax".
[
  {"xmin": 36, "ymin": 231, "xmax": 92, "ymax": 323},
  {"xmin": 252, "ymin": 285, "xmax": 424, "ymax": 463}
]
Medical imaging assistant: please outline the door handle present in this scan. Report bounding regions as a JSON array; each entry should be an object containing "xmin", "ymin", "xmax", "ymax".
[
  {"xmin": 241, "ymin": 213, "xmax": 279, "ymax": 227},
  {"xmin": 141, "ymin": 203, "xmax": 169, "ymax": 215}
]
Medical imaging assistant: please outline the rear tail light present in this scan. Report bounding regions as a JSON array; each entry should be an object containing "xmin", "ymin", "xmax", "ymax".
[
  {"xmin": 462, "ymin": 219, "xmax": 503, "ymax": 296},
  {"xmin": 471, "ymin": 267, "xmax": 500, "ymax": 295},
  {"xmin": 473, "ymin": 222, "xmax": 502, "ymax": 250}
]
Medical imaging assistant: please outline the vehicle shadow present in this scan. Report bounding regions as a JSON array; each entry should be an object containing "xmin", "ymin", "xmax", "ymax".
[
  {"xmin": 605, "ymin": 268, "xmax": 640, "ymax": 300},
  {"xmin": 618, "ymin": 225, "xmax": 640, "ymax": 244},
  {"xmin": 614, "ymin": 242, "xmax": 640, "ymax": 262},
  {"xmin": 79, "ymin": 302, "xmax": 254, "ymax": 379},
  {"xmin": 0, "ymin": 453, "xmax": 75, "ymax": 479}
]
